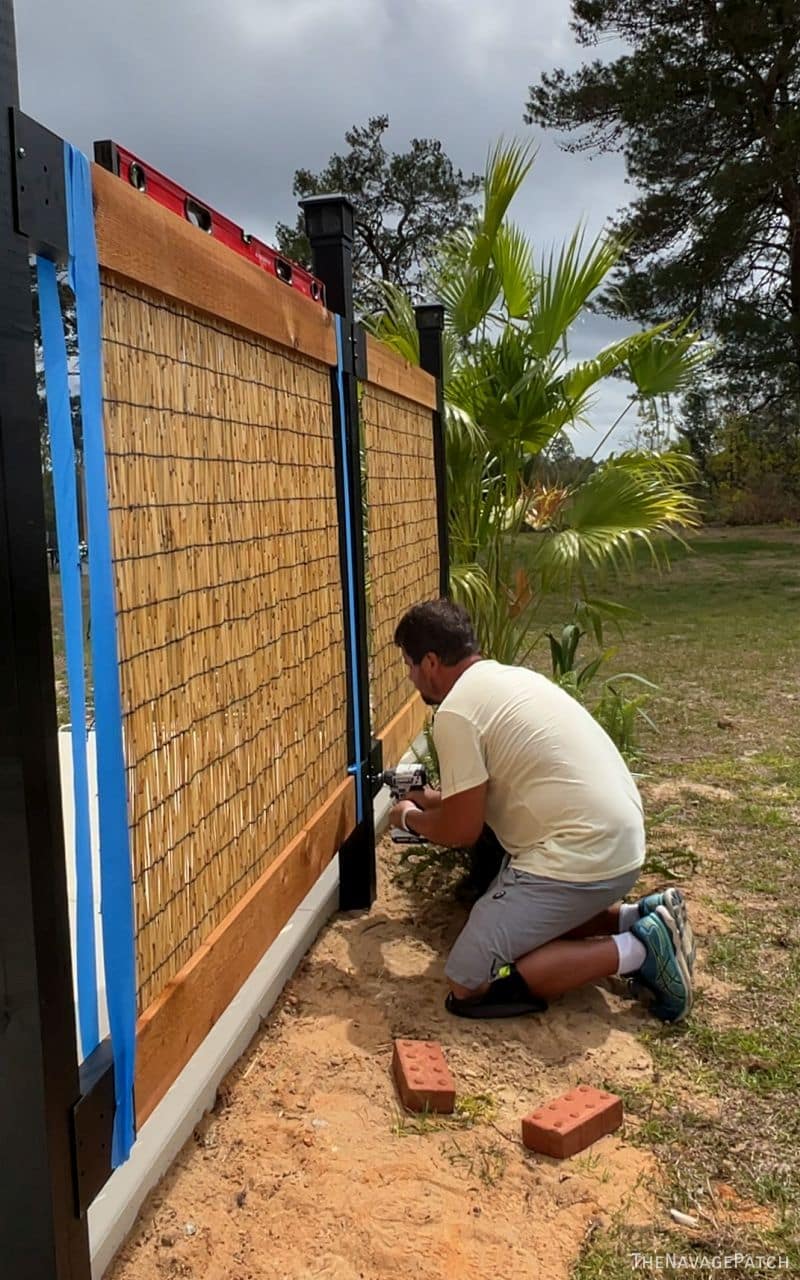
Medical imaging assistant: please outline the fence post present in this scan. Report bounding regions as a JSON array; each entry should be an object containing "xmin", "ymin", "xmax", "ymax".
[
  {"xmin": 0, "ymin": 2, "xmax": 92, "ymax": 1275},
  {"xmin": 301, "ymin": 194, "xmax": 377, "ymax": 911},
  {"xmin": 415, "ymin": 303, "xmax": 449, "ymax": 597}
]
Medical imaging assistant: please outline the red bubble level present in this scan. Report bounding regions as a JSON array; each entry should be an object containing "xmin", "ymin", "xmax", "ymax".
[{"xmin": 93, "ymin": 140, "xmax": 326, "ymax": 307}]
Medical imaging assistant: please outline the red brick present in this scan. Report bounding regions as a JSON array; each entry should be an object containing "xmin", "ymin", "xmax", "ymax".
[
  {"xmin": 392, "ymin": 1039, "xmax": 455, "ymax": 1114},
  {"xmin": 521, "ymin": 1085, "xmax": 623, "ymax": 1159}
]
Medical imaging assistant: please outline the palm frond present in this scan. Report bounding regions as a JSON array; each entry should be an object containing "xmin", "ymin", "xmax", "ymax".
[
  {"xmin": 534, "ymin": 452, "xmax": 701, "ymax": 585},
  {"xmin": 480, "ymin": 139, "xmax": 536, "ymax": 251},
  {"xmin": 445, "ymin": 364, "xmax": 491, "ymax": 427},
  {"xmin": 608, "ymin": 449, "xmax": 699, "ymax": 483},
  {"xmin": 491, "ymin": 221, "xmax": 534, "ymax": 318},
  {"xmin": 530, "ymin": 228, "xmax": 623, "ymax": 359},
  {"xmin": 626, "ymin": 318, "xmax": 712, "ymax": 397},
  {"xmin": 569, "ymin": 453, "xmax": 700, "ymax": 536},
  {"xmin": 364, "ymin": 281, "xmax": 420, "ymax": 365},
  {"xmin": 437, "ymin": 241, "xmax": 502, "ymax": 338},
  {"xmin": 444, "ymin": 400, "xmax": 487, "ymax": 450},
  {"xmin": 556, "ymin": 325, "xmax": 673, "ymax": 405},
  {"xmin": 435, "ymin": 142, "xmax": 535, "ymax": 334},
  {"xmin": 448, "ymin": 561, "xmax": 495, "ymax": 614}
]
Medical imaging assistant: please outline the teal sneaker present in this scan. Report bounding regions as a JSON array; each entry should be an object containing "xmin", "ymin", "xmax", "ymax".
[
  {"xmin": 631, "ymin": 905, "xmax": 693, "ymax": 1023},
  {"xmin": 637, "ymin": 887, "xmax": 696, "ymax": 972}
]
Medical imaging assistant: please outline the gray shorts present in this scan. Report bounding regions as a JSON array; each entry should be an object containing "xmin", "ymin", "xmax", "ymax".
[{"xmin": 444, "ymin": 857, "xmax": 641, "ymax": 991}]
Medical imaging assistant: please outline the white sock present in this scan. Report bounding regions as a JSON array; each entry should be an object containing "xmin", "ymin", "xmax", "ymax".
[
  {"xmin": 617, "ymin": 902, "xmax": 640, "ymax": 933},
  {"xmin": 613, "ymin": 932, "xmax": 647, "ymax": 976}
]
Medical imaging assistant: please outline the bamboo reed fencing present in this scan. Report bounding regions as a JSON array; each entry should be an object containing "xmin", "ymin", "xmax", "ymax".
[
  {"xmin": 101, "ymin": 275, "xmax": 348, "ymax": 1012},
  {"xmin": 361, "ymin": 381, "xmax": 440, "ymax": 740}
]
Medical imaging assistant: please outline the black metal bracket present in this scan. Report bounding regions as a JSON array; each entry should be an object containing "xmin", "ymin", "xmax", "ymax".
[
  {"xmin": 353, "ymin": 322, "xmax": 368, "ymax": 381},
  {"xmin": 339, "ymin": 320, "xmax": 368, "ymax": 380},
  {"xmin": 93, "ymin": 138, "xmax": 120, "ymax": 176},
  {"xmin": 10, "ymin": 108, "xmax": 68, "ymax": 261},
  {"xmin": 368, "ymin": 737, "xmax": 384, "ymax": 798},
  {"xmin": 70, "ymin": 1039, "xmax": 116, "ymax": 1216}
]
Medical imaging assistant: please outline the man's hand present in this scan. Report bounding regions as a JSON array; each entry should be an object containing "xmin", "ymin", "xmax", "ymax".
[
  {"xmin": 389, "ymin": 782, "xmax": 488, "ymax": 848},
  {"xmin": 413, "ymin": 786, "xmax": 442, "ymax": 812},
  {"xmin": 389, "ymin": 799, "xmax": 421, "ymax": 832}
]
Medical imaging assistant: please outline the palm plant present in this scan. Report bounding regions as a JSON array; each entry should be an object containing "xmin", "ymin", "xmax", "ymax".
[
  {"xmin": 547, "ymin": 622, "xmax": 657, "ymax": 759},
  {"xmin": 368, "ymin": 140, "xmax": 707, "ymax": 662}
]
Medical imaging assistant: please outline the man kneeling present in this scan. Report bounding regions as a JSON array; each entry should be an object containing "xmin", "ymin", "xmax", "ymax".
[{"xmin": 389, "ymin": 600, "xmax": 694, "ymax": 1022}]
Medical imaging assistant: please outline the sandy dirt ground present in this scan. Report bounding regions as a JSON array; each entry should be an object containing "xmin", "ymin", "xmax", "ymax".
[{"xmin": 106, "ymin": 827, "xmax": 687, "ymax": 1280}]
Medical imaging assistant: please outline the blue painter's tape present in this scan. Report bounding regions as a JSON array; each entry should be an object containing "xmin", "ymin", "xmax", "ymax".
[
  {"xmin": 66, "ymin": 143, "xmax": 136, "ymax": 1165},
  {"xmin": 334, "ymin": 317, "xmax": 364, "ymax": 822},
  {"xmin": 36, "ymin": 255, "xmax": 99, "ymax": 1058}
]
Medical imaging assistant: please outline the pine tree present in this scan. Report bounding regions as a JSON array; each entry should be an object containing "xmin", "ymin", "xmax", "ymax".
[
  {"xmin": 526, "ymin": 1, "xmax": 800, "ymax": 410},
  {"xmin": 276, "ymin": 116, "xmax": 481, "ymax": 315}
]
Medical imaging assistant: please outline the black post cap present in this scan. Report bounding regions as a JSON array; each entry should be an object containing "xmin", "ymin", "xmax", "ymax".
[
  {"xmin": 414, "ymin": 302, "xmax": 445, "ymax": 332},
  {"xmin": 299, "ymin": 193, "xmax": 355, "ymax": 245}
]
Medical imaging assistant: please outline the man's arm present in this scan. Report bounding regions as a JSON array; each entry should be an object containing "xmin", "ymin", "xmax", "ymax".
[{"xmin": 390, "ymin": 782, "xmax": 487, "ymax": 848}]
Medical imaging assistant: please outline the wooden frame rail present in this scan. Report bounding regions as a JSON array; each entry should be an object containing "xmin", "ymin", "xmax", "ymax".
[
  {"xmin": 364, "ymin": 333, "xmax": 437, "ymax": 410},
  {"xmin": 93, "ymin": 164, "xmax": 336, "ymax": 365},
  {"xmin": 377, "ymin": 692, "xmax": 429, "ymax": 772},
  {"xmin": 135, "ymin": 777, "xmax": 355, "ymax": 1124}
]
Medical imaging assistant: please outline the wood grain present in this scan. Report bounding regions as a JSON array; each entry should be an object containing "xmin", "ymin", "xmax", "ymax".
[
  {"xmin": 134, "ymin": 777, "xmax": 355, "ymax": 1124},
  {"xmin": 365, "ymin": 335, "xmax": 437, "ymax": 410},
  {"xmin": 93, "ymin": 164, "xmax": 336, "ymax": 365},
  {"xmin": 378, "ymin": 692, "xmax": 429, "ymax": 771}
]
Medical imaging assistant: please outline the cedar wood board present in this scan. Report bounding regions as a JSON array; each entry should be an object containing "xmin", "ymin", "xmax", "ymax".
[
  {"xmin": 93, "ymin": 164, "xmax": 437, "ymax": 411},
  {"xmin": 135, "ymin": 777, "xmax": 355, "ymax": 1124},
  {"xmin": 378, "ymin": 691, "xmax": 429, "ymax": 772},
  {"xmin": 92, "ymin": 162, "xmax": 335, "ymax": 364},
  {"xmin": 364, "ymin": 334, "xmax": 437, "ymax": 411}
]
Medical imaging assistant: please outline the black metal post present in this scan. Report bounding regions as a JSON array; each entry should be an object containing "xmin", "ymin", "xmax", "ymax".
[
  {"xmin": 415, "ymin": 303, "xmax": 449, "ymax": 597},
  {"xmin": 0, "ymin": 1, "xmax": 92, "ymax": 1276},
  {"xmin": 301, "ymin": 194, "xmax": 377, "ymax": 911}
]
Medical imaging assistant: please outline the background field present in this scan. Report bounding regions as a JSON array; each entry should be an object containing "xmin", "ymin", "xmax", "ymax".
[{"xmin": 569, "ymin": 526, "xmax": 800, "ymax": 1274}]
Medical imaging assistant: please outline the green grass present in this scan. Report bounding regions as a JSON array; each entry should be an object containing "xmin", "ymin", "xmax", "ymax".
[
  {"xmin": 678, "ymin": 536, "xmax": 800, "ymax": 555},
  {"xmin": 563, "ymin": 527, "xmax": 800, "ymax": 1277},
  {"xmin": 391, "ymin": 1091, "xmax": 497, "ymax": 1137},
  {"xmin": 443, "ymin": 1136, "xmax": 508, "ymax": 1187}
]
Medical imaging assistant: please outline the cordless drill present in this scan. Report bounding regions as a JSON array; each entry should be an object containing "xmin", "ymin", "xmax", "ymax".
[{"xmin": 382, "ymin": 764, "xmax": 429, "ymax": 843}]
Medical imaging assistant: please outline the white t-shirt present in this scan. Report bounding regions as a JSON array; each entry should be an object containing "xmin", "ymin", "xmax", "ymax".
[{"xmin": 433, "ymin": 660, "xmax": 645, "ymax": 883}]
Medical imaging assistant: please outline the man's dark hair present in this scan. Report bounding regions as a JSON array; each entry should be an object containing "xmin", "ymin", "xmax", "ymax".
[{"xmin": 394, "ymin": 599, "xmax": 479, "ymax": 665}]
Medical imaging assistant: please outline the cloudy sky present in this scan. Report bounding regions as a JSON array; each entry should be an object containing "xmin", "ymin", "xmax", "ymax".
[{"xmin": 17, "ymin": 0, "xmax": 643, "ymax": 454}]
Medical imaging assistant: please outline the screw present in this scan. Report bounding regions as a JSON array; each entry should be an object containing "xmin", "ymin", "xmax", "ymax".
[{"xmin": 17, "ymin": 146, "xmax": 25, "ymax": 158}]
